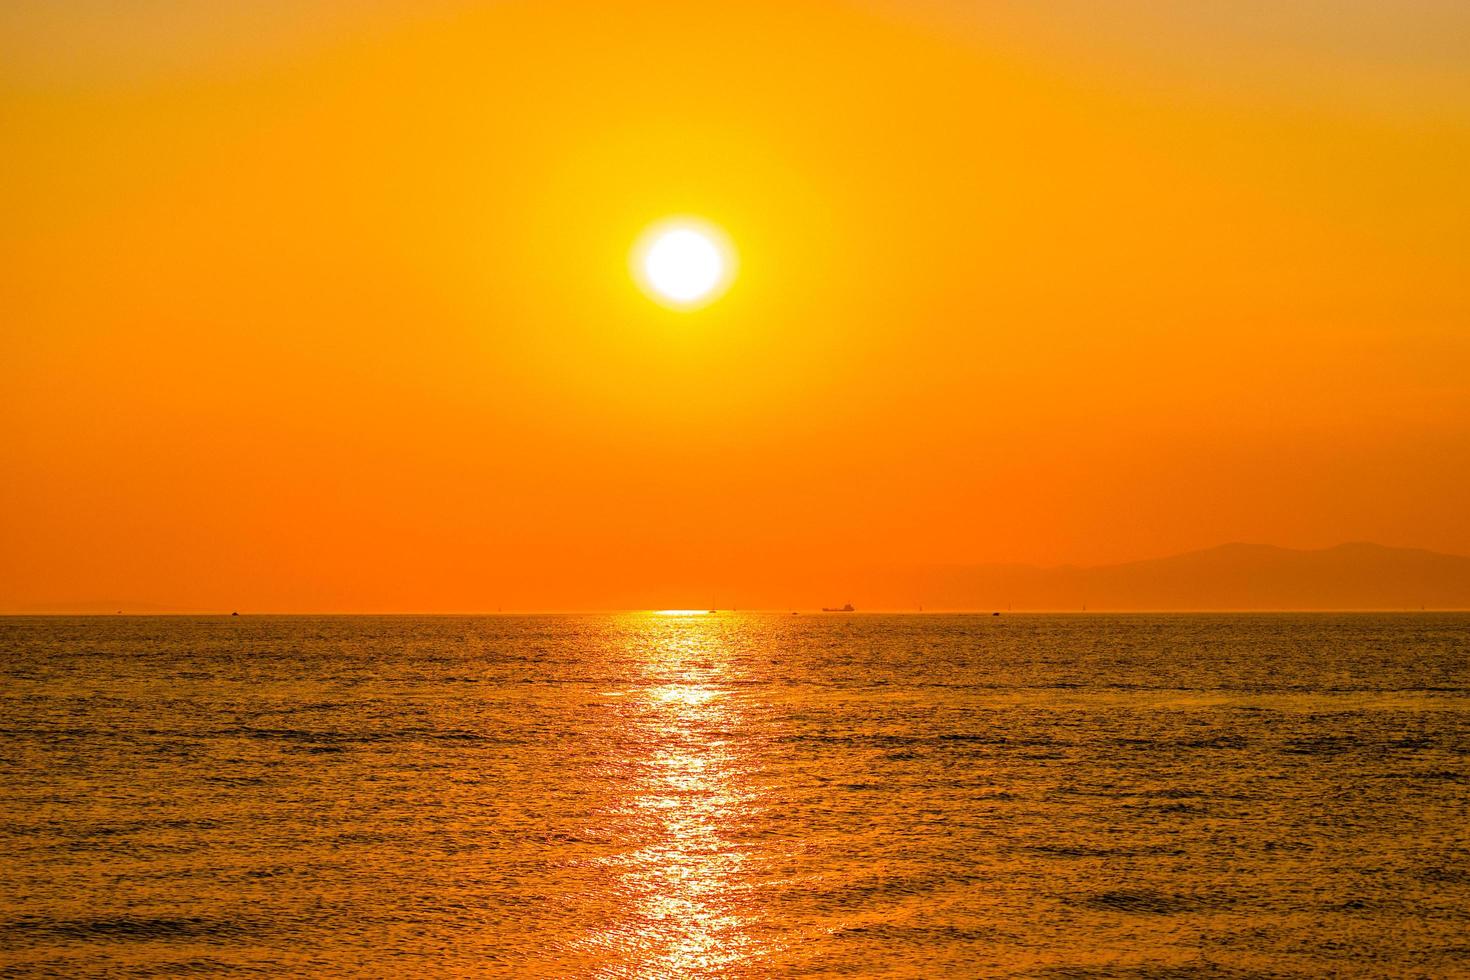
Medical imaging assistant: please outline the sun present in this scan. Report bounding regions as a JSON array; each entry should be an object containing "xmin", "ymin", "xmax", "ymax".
[{"xmin": 632, "ymin": 218, "xmax": 736, "ymax": 310}]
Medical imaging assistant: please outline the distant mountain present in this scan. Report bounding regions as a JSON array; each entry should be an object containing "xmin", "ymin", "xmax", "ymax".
[{"xmin": 898, "ymin": 543, "xmax": 1470, "ymax": 611}]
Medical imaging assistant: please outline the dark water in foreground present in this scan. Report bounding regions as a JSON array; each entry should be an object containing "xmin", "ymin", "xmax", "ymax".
[{"xmin": 2, "ymin": 614, "xmax": 1468, "ymax": 978}]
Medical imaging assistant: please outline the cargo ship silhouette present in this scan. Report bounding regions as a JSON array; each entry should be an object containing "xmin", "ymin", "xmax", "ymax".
[{"xmin": 822, "ymin": 603, "xmax": 855, "ymax": 612}]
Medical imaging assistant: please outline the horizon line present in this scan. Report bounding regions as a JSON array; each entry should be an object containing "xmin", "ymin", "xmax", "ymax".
[{"xmin": 4, "ymin": 607, "xmax": 1469, "ymax": 617}]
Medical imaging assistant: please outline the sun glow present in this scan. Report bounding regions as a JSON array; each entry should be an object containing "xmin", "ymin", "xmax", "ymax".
[{"xmin": 632, "ymin": 219, "xmax": 736, "ymax": 310}]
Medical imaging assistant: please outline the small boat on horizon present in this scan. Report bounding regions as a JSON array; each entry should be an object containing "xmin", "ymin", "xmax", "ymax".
[{"xmin": 822, "ymin": 603, "xmax": 855, "ymax": 612}]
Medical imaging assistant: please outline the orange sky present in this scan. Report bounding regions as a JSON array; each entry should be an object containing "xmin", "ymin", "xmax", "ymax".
[{"xmin": 3, "ymin": 1, "xmax": 1468, "ymax": 611}]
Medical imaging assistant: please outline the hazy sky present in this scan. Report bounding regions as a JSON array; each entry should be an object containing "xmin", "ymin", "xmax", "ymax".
[{"xmin": 3, "ymin": 1, "xmax": 1468, "ymax": 610}]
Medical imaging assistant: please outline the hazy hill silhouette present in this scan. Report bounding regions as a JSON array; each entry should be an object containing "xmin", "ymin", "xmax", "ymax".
[{"xmin": 899, "ymin": 543, "xmax": 1470, "ymax": 611}]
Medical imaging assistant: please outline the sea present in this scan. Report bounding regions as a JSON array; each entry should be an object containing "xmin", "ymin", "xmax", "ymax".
[{"xmin": 1, "ymin": 613, "xmax": 1467, "ymax": 978}]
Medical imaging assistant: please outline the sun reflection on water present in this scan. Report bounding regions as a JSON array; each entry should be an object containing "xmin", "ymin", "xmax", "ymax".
[{"xmin": 580, "ymin": 613, "xmax": 768, "ymax": 977}]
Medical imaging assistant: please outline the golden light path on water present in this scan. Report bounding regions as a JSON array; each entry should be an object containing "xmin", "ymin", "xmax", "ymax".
[{"xmin": 573, "ymin": 612, "xmax": 771, "ymax": 977}]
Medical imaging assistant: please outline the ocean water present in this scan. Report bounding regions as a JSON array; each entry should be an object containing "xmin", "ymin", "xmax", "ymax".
[{"xmin": 1, "ymin": 613, "xmax": 1467, "ymax": 978}]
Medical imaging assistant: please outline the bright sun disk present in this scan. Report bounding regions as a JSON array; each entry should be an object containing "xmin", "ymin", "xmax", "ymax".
[{"xmin": 633, "ymin": 219, "xmax": 735, "ymax": 310}]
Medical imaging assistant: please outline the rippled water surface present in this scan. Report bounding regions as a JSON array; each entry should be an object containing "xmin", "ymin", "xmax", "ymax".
[{"xmin": 2, "ymin": 614, "xmax": 1468, "ymax": 977}]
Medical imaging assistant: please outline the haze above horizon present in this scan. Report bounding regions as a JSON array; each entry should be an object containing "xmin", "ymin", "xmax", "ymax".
[{"xmin": 11, "ymin": 541, "xmax": 1470, "ymax": 615}]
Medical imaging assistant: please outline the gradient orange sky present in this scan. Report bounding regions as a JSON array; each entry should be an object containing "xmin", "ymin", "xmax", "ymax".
[{"xmin": 4, "ymin": 1, "xmax": 1468, "ymax": 611}]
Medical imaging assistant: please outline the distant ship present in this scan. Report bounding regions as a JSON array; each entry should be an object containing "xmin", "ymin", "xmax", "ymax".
[{"xmin": 822, "ymin": 603, "xmax": 855, "ymax": 612}]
